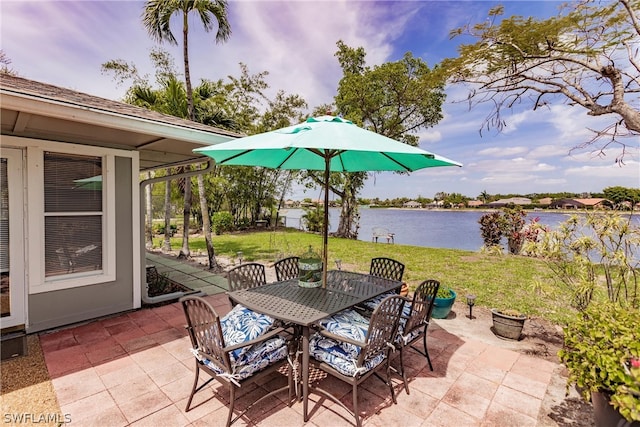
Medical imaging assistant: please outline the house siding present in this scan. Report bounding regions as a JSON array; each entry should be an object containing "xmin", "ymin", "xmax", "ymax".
[{"xmin": 28, "ymin": 156, "xmax": 134, "ymax": 332}]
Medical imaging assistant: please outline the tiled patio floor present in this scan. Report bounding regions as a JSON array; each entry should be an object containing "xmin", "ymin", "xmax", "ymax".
[{"xmin": 39, "ymin": 292, "xmax": 561, "ymax": 427}]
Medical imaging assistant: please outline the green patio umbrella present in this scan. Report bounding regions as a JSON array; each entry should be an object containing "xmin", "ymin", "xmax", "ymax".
[
  {"xmin": 73, "ymin": 175, "xmax": 102, "ymax": 190},
  {"xmin": 194, "ymin": 115, "xmax": 462, "ymax": 287}
]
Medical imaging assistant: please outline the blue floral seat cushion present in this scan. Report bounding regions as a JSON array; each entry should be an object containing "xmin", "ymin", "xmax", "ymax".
[
  {"xmin": 399, "ymin": 327, "xmax": 422, "ymax": 346},
  {"xmin": 220, "ymin": 304, "xmax": 276, "ymax": 362},
  {"xmin": 201, "ymin": 335, "xmax": 289, "ymax": 381},
  {"xmin": 361, "ymin": 291, "xmax": 396, "ymax": 311},
  {"xmin": 316, "ymin": 309, "xmax": 370, "ymax": 358},
  {"xmin": 395, "ymin": 301, "xmax": 425, "ymax": 345},
  {"xmin": 309, "ymin": 333, "xmax": 385, "ymax": 377}
]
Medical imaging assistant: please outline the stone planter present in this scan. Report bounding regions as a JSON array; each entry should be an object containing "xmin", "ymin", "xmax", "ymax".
[
  {"xmin": 491, "ymin": 309, "xmax": 526, "ymax": 340},
  {"xmin": 432, "ymin": 289, "xmax": 457, "ymax": 319}
]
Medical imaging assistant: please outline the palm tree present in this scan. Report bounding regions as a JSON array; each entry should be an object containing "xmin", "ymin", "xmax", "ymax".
[
  {"xmin": 142, "ymin": 0, "xmax": 231, "ymax": 120},
  {"xmin": 143, "ymin": 0, "xmax": 231, "ymax": 262}
]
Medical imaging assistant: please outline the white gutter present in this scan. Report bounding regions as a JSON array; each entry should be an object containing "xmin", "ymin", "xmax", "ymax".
[
  {"xmin": 139, "ymin": 160, "xmax": 215, "ymax": 304},
  {"xmin": 1, "ymin": 91, "xmax": 237, "ymax": 146}
]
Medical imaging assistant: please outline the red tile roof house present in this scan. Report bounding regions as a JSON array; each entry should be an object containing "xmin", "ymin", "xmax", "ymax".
[{"xmin": 0, "ymin": 74, "xmax": 240, "ymax": 347}]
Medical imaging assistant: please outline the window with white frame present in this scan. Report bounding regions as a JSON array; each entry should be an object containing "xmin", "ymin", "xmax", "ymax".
[{"xmin": 43, "ymin": 152, "xmax": 103, "ymax": 278}]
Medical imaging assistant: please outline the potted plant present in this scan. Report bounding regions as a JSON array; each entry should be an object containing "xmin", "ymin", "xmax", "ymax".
[
  {"xmin": 523, "ymin": 212, "xmax": 640, "ymax": 426},
  {"xmin": 490, "ymin": 308, "xmax": 526, "ymax": 340},
  {"xmin": 559, "ymin": 304, "xmax": 640, "ymax": 426},
  {"xmin": 431, "ymin": 287, "xmax": 456, "ymax": 319}
]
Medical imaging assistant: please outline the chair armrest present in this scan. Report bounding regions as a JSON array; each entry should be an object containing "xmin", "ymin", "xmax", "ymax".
[{"xmin": 224, "ymin": 326, "xmax": 287, "ymax": 353}]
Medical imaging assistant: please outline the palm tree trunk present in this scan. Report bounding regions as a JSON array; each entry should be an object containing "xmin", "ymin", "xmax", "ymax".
[
  {"xmin": 178, "ymin": 12, "xmax": 194, "ymax": 260},
  {"xmin": 178, "ymin": 172, "xmax": 192, "ymax": 259},
  {"xmin": 197, "ymin": 174, "xmax": 217, "ymax": 269},
  {"xmin": 182, "ymin": 12, "xmax": 194, "ymax": 121}
]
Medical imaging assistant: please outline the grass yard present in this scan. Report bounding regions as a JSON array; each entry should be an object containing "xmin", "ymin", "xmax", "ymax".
[{"xmin": 154, "ymin": 228, "xmax": 577, "ymax": 325}]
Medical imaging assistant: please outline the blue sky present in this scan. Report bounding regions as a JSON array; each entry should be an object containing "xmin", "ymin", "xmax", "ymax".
[{"xmin": 2, "ymin": 0, "xmax": 638, "ymax": 201}]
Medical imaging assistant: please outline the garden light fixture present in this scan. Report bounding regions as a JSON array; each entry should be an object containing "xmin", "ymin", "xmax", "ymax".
[{"xmin": 466, "ymin": 294, "xmax": 476, "ymax": 319}]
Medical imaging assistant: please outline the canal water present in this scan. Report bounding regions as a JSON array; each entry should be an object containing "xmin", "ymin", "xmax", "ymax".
[{"xmin": 280, "ymin": 208, "xmax": 638, "ymax": 251}]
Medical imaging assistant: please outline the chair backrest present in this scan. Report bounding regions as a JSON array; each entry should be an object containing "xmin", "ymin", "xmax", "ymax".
[
  {"xmin": 403, "ymin": 279, "xmax": 440, "ymax": 337},
  {"xmin": 273, "ymin": 256, "xmax": 299, "ymax": 282},
  {"xmin": 369, "ymin": 257, "xmax": 405, "ymax": 282},
  {"xmin": 360, "ymin": 295, "xmax": 405, "ymax": 364},
  {"xmin": 180, "ymin": 296, "xmax": 231, "ymax": 373},
  {"xmin": 227, "ymin": 262, "xmax": 267, "ymax": 291}
]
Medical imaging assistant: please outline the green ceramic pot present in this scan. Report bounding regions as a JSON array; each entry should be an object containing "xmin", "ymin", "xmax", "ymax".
[{"xmin": 431, "ymin": 289, "xmax": 457, "ymax": 319}]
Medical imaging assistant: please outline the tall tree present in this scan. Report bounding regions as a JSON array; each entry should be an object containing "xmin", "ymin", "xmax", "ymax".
[
  {"xmin": 329, "ymin": 41, "xmax": 446, "ymax": 238},
  {"xmin": 142, "ymin": 0, "xmax": 231, "ymax": 120},
  {"xmin": 441, "ymin": 0, "xmax": 639, "ymax": 163},
  {"xmin": 143, "ymin": 0, "xmax": 231, "ymax": 261},
  {"xmin": 603, "ymin": 186, "xmax": 640, "ymax": 208}
]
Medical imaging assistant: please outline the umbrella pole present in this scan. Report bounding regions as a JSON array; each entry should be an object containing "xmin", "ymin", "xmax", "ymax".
[{"xmin": 322, "ymin": 157, "xmax": 330, "ymax": 289}]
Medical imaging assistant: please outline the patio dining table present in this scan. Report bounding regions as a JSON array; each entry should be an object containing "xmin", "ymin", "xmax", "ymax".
[{"xmin": 227, "ymin": 270, "xmax": 403, "ymax": 423}]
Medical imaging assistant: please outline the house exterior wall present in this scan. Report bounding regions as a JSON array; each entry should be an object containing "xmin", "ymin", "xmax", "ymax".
[
  {"xmin": 28, "ymin": 156, "xmax": 135, "ymax": 332},
  {"xmin": 1, "ymin": 135, "xmax": 140, "ymax": 333}
]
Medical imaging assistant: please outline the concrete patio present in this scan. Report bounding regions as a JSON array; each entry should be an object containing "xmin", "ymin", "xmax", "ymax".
[
  {"xmin": 40, "ymin": 291, "xmax": 564, "ymax": 426},
  {"xmin": 1, "ymin": 251, "xmax": 585, "ymax": 426},
  {"xmin": 28, "ymin": 252, "xmax": 579, "ymax": 426}
]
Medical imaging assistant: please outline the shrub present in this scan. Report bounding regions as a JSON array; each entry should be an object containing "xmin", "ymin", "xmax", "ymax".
[
  {"xmin": 502, "ymin": 206, "xmax": 527, "ymax": 254},
  {"xmin": 528, "ymin": 211, "xmax": 640, "ymax": 422},
  {"xmin": 152, "ymin": 223, "xmax": 177, "ymax": 236},
  {"xmin": 559, "ymin": 305, "xmax": 640, "ymax": 422},
  {"xmin": 211, "ymin": 211, "xmax": 234, "ymax": 235},
  {"xmin": 302, "ymin": 206, "xmax": 325, "ymax": 233},
  {"xmin": 523, "ymin": 211, "xmax": 639, "ymax": 310},
  {"xmin": 479, "ymin": 206, "xmax": 544, "ymax": 255},
  {"xmin": 478, "ymin": 211, "xmax": 505, "ymax": 248}
]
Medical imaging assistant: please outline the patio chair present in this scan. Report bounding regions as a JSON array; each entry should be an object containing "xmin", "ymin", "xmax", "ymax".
[
  {"xmin": 369, "ymin": 257, "xmax": 405, "ymax": 282},
  {"xmin": 360, "ymin": 257, "xmax": 405, "ymax": 312},
  {"xmin": 227, "ymin": 262, "xmax": 267, "ymax": 291},
  {"xmin": 395, "ymin": 279, "xmax": 440, "ymax": 392},
  {"xmin": 273, "ymin": 256, "xmax": 299, "ymax": 282},
  {"xmin": 180, "ymin": 296, "xmax": 293, "ymax": 427},
  {"xmin": 309, "ymin": 295, "xmax": 406, "ymax": 427}
]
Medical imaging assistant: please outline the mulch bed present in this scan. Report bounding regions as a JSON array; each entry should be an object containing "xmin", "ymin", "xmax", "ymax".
[{"xmin": 0, "ymin": 335, "xmax": 64, "ymax": 426}]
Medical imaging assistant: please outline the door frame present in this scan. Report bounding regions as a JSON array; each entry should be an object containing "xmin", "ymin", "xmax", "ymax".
[{"xmin": 1, "ymin": 147, "xmax": 26, "ymax": 330}]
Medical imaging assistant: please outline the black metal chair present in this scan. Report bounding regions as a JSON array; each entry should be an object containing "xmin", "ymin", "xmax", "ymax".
[
  {"xmin": 309, "ymin": 295, "xmax": 406, "ymax": 427},
  {"xmin": 180, "ymin": 296, "xmax": 293, "ymax": 426},
  {"xmin": 227, "ymin": 262, "xmax": 267, "ymax": 291},
  {"xmin": 273, "ymin": 256, "xmax": 299, "ymax": 282},
  {"xmin": 395, "ymin": 279, "xmax": 440, "ymax": 393},
  {"xmin": 369, "ymin": 257, "xmax": 405, "ymax": 282},
  {"xmin": 360, "ymin": 258, "xmax": 406, "ymax": 312}
]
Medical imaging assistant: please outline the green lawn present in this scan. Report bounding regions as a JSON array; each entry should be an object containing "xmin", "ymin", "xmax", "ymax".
[{"xmin": 154, "ymin": 228, "xmax": 574, "ymax": 325}]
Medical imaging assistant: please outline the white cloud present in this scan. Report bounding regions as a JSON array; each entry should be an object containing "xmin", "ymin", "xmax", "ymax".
[
  {"xmin": 565, "ymin": 161, "xmax": 640, "ymax": 178},
  {"xmin": 2, "ymin": 0, "xmax": 633, "ymax": 200},
  {"xmin": 477, "ymin": 146, "xmax": 529, "ymax": 157},
  {"xmin": 419, "ymin": 129, "xmax": 442, "ymax": 143},
  {"xmin": 528, "ymin": 145, "xmax": 572, "ymax": 159}
]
